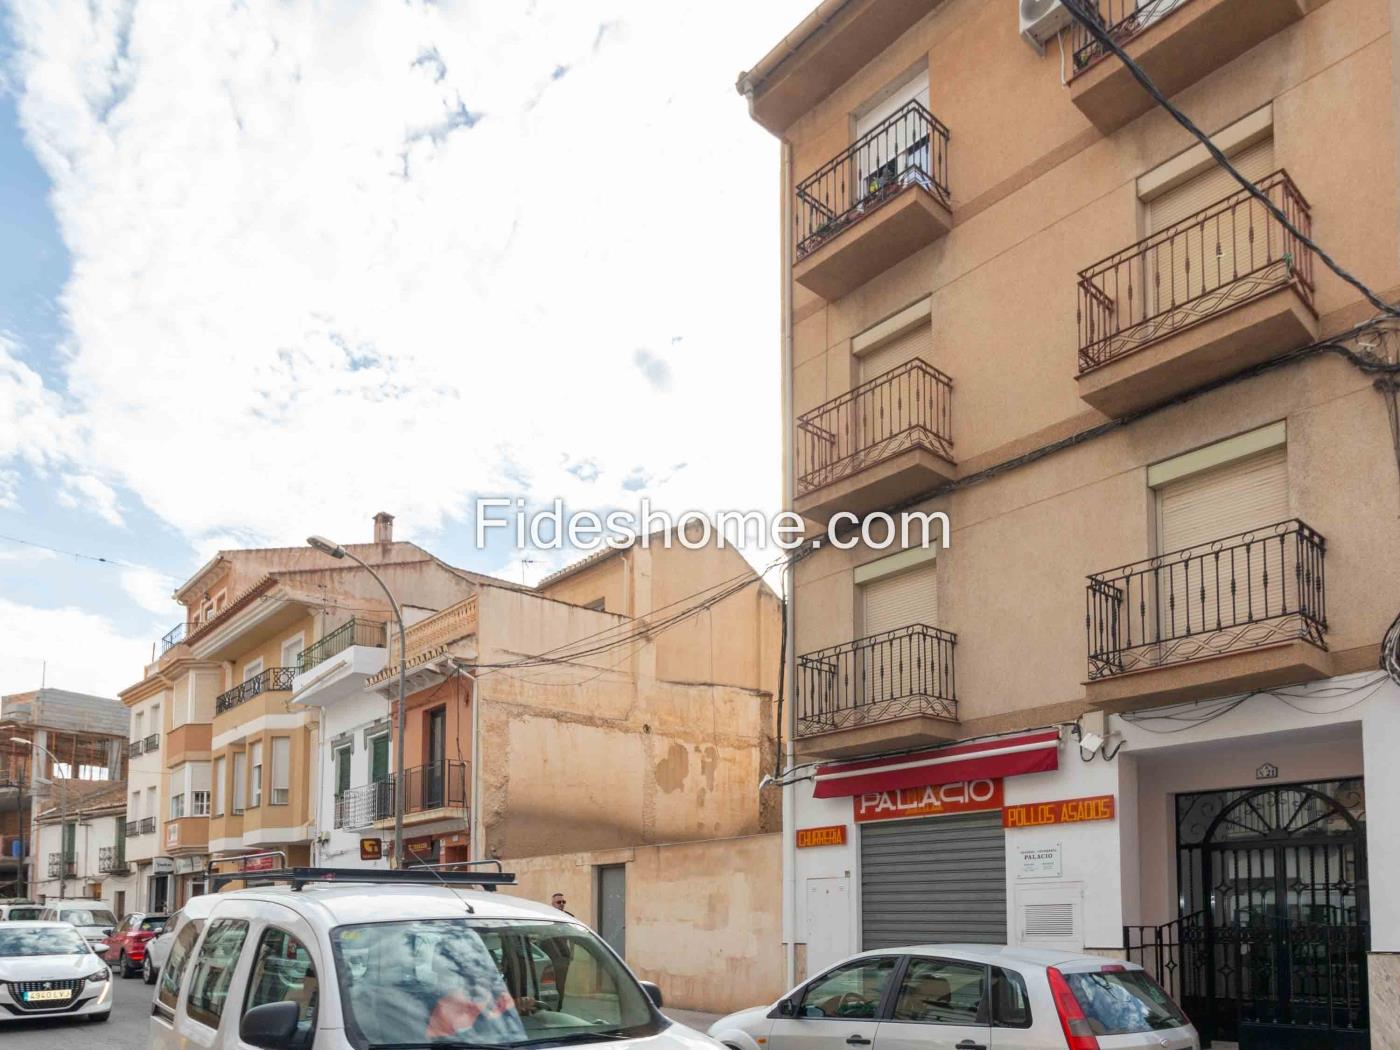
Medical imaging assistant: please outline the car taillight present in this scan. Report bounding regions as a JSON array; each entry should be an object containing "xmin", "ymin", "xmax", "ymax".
[{"xmin": 1046, "ymin": 967, "xmax": 1100, "ymax": 1050}]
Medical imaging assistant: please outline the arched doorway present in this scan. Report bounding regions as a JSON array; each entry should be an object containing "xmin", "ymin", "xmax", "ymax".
[{"xmin": 1179, "ymin": 780, "xmax": 1368, "ymax": 1049}]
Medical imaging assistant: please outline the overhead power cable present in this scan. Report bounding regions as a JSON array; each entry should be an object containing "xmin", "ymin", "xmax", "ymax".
[{"xmin": 1061, "ymin": 0, "xmax": 1400, "ymax": 320}]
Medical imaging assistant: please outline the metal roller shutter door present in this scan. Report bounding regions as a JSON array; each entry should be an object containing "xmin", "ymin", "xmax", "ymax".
[{"xmin": 860, "ymin": 811, "xmax": 1007, "ymax": 949}]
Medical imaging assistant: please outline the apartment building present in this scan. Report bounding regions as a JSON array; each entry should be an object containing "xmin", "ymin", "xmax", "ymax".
[
  {"xmin": 740, "ymin": 1, "xmax": 1400, "ymax": 1046},
  {"xmin": 0, "ymin": 688, "xmax": 129, "ymax": 898},
  {"xmin": 302, "ymin": 532, "xmax": 785, "ymax": 1011},
  {"xmin": 119, "ymin": 514, "xmax": 480, "ymax": 908}
]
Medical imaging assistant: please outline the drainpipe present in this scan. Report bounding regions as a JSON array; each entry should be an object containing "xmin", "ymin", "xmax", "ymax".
[{"xmin": 779, "ymin": 137, "xmax": 799, "ymax": 989}]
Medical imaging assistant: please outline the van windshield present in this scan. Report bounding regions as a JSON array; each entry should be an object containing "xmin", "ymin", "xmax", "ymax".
[
  {"xmin": 59, "ymin": 909, "xmax": 117, "ymax": 927},
  {"xmin": 330, "ymin": 918, "xmax": 663, "ymax": 1050}
]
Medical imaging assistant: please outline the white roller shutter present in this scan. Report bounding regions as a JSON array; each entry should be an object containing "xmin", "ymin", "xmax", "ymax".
[
  {"xmin": 855, "ymin": 73, "xmax": 929, "ymax": 141},
  {"xmin": 1147, "ymin": 138, "xmax": 1276, "ymax": 232},
  {"xmin": 858, "ymin": 323, "xmax": 933, "ymax": 383},
  {"xmin": 1156, "ymin": 446, "xmax": 1288, "ymax": 553},
  {"xmin": 861, "ymin": 560, "xmax": 938, "ymax": 635}
]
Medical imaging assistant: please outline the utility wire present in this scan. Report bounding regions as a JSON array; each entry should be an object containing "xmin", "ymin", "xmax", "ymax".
[
  {"xmin": 0, "ymin": 533, "xmax": 134, "ymax": 567},
  {"xmin": 1061, "ymin": 0, "xmax": 1400, "ymax": 320}
]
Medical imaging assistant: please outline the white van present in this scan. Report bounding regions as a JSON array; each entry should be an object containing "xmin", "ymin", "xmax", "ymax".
[{"xmin": 38, "ymin": 900, "xmax": 119, "ymax": 953}]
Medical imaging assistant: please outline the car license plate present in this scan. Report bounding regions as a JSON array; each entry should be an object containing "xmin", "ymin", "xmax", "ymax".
[{"xmin": 23, "ymin": 989, "xmax": 72, "ymax": 1002}]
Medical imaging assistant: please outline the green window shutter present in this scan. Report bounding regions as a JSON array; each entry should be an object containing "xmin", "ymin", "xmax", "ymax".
[
  {"xmin": 371, "ymin": 736, "xmax": 389, "ymax": 783},
  {"xmin": 335, "ymin": 747, "xmax": 352, "ymax": 797},
  {"xmin": 115, "ymin": 818, "xmax": 126, "ymax": 866},
  {"xmin": 62, "ymin": 822, "xmax": 76, "ymax": 863}
]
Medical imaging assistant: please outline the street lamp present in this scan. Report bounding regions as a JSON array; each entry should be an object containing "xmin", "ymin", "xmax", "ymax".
[
  {"xmin": 306, "ymin": 535, "xmax": 409, "ymax": 868},
  {"xmin": 10, "ymin": 738, "xmax": 70, "ymax": 899}
]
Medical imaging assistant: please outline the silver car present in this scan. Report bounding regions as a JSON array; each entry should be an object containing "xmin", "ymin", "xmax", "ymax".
[
  {"xmin": 708, "ymin": 945, "xmax": 1198, "ymax": 1050},
  {"xmin": 0, "ymin": 921, "xmax": 112, "ymax": 1023}
]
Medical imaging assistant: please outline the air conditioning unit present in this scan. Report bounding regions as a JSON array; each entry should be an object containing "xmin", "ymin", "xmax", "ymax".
[{"xmin": 1020, "ymin": 0, "xmax": 1073, "ymax": 52}]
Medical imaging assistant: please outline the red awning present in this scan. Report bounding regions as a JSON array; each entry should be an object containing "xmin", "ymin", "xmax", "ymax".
[{"xmin": 811, "ymin": 729, "xmax": 1061, "ymax": 799}]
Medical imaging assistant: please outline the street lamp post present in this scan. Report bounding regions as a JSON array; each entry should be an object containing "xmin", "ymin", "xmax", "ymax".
[
  {"xmin": 11, "ymin": 738, "xmax": 70, "ymax": 899},
  {"xmin": 306, "ymin": 536, "xmax": 409, "ymax": 868}
]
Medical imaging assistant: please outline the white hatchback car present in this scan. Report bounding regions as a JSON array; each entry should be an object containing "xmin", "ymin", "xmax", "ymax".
[
  {"xmin": 150, "ymin": 863, "xmax": 719, "ymax": 1050},
  {"xmin": 708, "ymin": 945, "xmax": 1198, "ymax": 1050},
  {"xmin": 0, "ymin": 921, "xmax": 112, "ymax": 1023}
]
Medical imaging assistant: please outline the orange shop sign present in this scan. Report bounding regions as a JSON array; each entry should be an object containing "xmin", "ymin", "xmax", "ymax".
[
  {"xmin": 1003, "ymin": 794, "xmax": 1116, "ymax": 829},
  {"xmin": 795, "ymin": 825, "xmax": 848, "ymax": 849},
  {"xmin": 854, "ymin": 779, "xmax": 1004, "ymax": 823}
]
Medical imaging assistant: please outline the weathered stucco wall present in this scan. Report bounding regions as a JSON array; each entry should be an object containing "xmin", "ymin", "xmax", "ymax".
[{"xmin": 509, "ymin": 833, "xmax": 784, "ymax": 1014}]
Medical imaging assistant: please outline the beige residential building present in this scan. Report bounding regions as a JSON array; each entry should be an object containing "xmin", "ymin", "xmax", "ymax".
[{"xmin": 741, "ymin": 0, "xmax": 1400, "ymax": 1045}]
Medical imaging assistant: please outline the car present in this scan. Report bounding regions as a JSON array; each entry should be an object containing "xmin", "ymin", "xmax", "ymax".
[
  {"xmin": 150, "ymin": 864, "xmax": 718, "ymax": 1050},
  {"xmin": 707, "ymin": 945, "xmax": 1199, "ymax": 1050},
  {"xmin": 0, "ymin": 920, "xmax": 112, "ymax": 1023},
  {"xmin": 0, "ymin": 903, "xmax": 45, "ymax": 922},
  {"xmin": 38, "ymin": 901, "xmax": 119, "ymax": 954},
  {"xmin": 143, "ymin": 896, "xmax": 219, "ymax": 985},
  {"xmin": 101, "ymin": 911, "xmax": 169, "ymax": 978}
]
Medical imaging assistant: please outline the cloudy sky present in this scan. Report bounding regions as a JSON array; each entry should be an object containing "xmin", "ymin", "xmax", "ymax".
[{"xmin": 0, "ymin": 0, "xmax": 808, "ymax": 697}]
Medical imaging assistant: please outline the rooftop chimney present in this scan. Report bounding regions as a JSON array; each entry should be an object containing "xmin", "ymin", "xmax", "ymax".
[{"xmin": 374, "ymin": 512, "xmax": 394, "ymax": 545}]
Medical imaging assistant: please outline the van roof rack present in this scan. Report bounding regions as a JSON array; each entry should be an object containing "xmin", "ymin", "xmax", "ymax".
[{"xmin": 207, "ymin": 854, "xmax": 516, "ymax": 893}]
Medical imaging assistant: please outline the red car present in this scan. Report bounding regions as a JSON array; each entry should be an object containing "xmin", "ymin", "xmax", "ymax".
[{"xmin": 102, "ymin": 912, "xmax": 168, "ymax": 978}]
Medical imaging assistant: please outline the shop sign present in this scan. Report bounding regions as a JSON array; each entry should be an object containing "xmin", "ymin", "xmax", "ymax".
[
  {"xmin": 854, "ymin": 778, "xmax": 1003, "ymax": 823},
  {"xmin": 360, "ymin": 837, "xmax": 384, "ymax": 861},
  {"xmin": 151, "ymin": 857, "xmax": 175, "ymax": 875},
  {"xmin": 1017, "ymin": 845, "xmax": 1062, "ymax": 879},
  {"xmin": 174, "ymin": 855, "xmax": 208, "ymax": 875},
  {"xmin": 1003, "ymin": 794, "xmax": 1115, "ymax": 829},
  {"xmin": 795, "ymin": 825, "xmax": 848, "ymax": 848}
]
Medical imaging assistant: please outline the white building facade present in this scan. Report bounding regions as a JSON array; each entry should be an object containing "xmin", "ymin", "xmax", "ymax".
[{"xmin": 32, "ymin": 789, "xmax": 139, "ymax": 915}]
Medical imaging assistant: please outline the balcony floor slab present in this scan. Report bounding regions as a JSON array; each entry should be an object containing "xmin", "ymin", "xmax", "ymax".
[
  {"xmin": 795, "ymin": 444, "xmax": 955, "ymax": 524},
  {"xmin": 794, "ymin": 187, "xmax": 951, "ymax": 301},
  {"xmin": 795, "ymin": 713, "xmax": 961, "ymax": 760}
]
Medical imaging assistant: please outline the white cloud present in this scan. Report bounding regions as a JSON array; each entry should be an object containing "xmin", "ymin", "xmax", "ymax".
[
  {"xmin": 120, "ymin": 565, "xmax": 178, "ymax": 616},
  {"xmin": 4, "ymin": 0, "xmax": 807, "ymax": 558},
  {"xmin": 0, "ymin": 335, "xmax": 82, "ymax": 474},
  {"xmin": 56, "ymin": 472, "xmax": 124, "ymax": 526},
  {"xmin": 0, "ymin": 597, "xmax": 151, "ymax": 697}
]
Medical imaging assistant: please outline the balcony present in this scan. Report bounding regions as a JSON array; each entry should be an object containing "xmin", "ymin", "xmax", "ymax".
[
  {"xmin": 1068, "ymin": 0, "xmax": 1307, "ymax": 133},
  {"xmin": 795, "ymin": 360, "xmax": 954, "ymax": 522},
  {"xmin": 127, "ymin": 740, "xmax": 143, "ymax": 758},
  {"xmin": 216, "ymin": 667, "xmax": 297, "ymax": 714},
  {"xmin": 369, "ymin": 761, "xmax": 470, "ymax": 830},
  {"xmin": 140, "ymin": 817, "xmax": 156, "ymax": 835},
  {"xmin": 1086, "ymin": 519, "xmax": 1330, "ymax": 711},
  {"xmin": 335, "ymin": 781, "xmax": 394, "ymax": 830},
  {"xmin": 1076, "ymin": 171, "xmax": 1316, "ymax": 417},
  {"xmin": 793, "ymin": 101, "xmax": 951, "ymax": 300},
  {"xmin": 125, "ymin": 820, "xmax": 140, "ymax": 838},
  {"xmin": 47, "ymin": 854, "xmax": 76, "ymax": 879},
  {"xmin": 159, "ymin": 620, "xmax": 193, "ymax": 654},
  {"xmin": 97, "ymin": 846, "xmax": 128, "ymax": 875},
  {"xmin": 300, "ymin": 618, "xmax": 386, "ymax": 673},
  {"xmin": 795, "ymin": 625, "xmax": 958, "ymax": 757},
  {"xmin": 143, "ymin": 733, "xmax": 159, "ymax": 754},
  {"xmin": 370, "ymin": 597, "xmax": 479, "ymax": 687}
]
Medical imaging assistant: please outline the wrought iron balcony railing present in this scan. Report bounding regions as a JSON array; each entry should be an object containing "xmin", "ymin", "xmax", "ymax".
[
  {"xmin": 125, "ymin": 820, "xmax": 140, "ymax": 838},
  {"xmin": 159, "ymin": 621, "xmax": 193, "ymax": 654},
  {"xmin": 47, "ymin": 854, "xmax": 76, "ymax": 879},
  {"xmin": 215, "ymin": 667, "xmax": 297, "ymax": 714},
  {"xmin": 1070, "ymin": 0, "xmax": 1193, "ymax": 73},
  {"xmin": 1078, "ymin": 170, "xmax": 1313, "ymax": 372},
  {"xmin": 98, "ymin": 845, "xmax": 127, "ymax": 874},
  {"xmin": 140, "ymin": 817, "xmax": 156, "ymax": 834},
  {"xmin": 796, "ymin": 359, "xmax": 953, "ymax": 497},
  {"xmin": 334, "ymin": 780, "xmax": 395, "ymax": 830},
  {"xmin": 127, "ymin": 740, "xmax": 143, "ymax": 758},
  {"xmin": 299, "ymin": 618, "xmax": 387, "ymax": 673},
  {"xmin": 1087, "ymin": 519, "xmax": 1326, "ymax": 680},
  {"xmin": 797, "ymin": 624, "xmax": 957, "ymax": 737},
  {"xmin": 143, "ymin": 733, "xmax": 159, "ymax": 753},
  {"xmin": 795, "ymin": 99, "xmax": 951, "ymax": 261}
]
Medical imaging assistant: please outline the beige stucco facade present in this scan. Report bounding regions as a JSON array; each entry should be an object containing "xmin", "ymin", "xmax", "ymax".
[{"xmin": 744, "ymin": 0, "xmax": 1400, "ymax": 1043}]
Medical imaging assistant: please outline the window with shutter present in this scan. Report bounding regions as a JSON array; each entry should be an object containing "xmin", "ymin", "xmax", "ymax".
[
  {"xmin": 271, "ymin": 738, "xmax": 290, "ymax": 805},
  {"xmin": 861, "ymin": 559, "xmax": 939, "ymax": 636},
  {"xmin": 858, "ymin": 560, "xmax": 941, "ymax": 703},
  {"xmin": 858, "ymin": 322, "xmax": 934, "ymax": 384}
]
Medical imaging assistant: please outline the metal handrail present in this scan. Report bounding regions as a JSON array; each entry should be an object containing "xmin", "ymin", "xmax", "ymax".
[
  {"xmin": 159, "ymin": 621, "xmax": 193, "ymax": 654},
  {"xmin": 1078, "ymin": 169, "xmax": 1313, "ymax": 371},
  {"xmin": 299, "ymin": 618, "xmax": 387, "ymax": 673},
  {"xmin": 1086, "ymin": 519, "xmax": 1327, "ymax": 680},
  {"xmin": 215, "ymin": 667, "xmax": 297, "ymax": 714},
  {"xmin": 143, "ymin": 734, "xmax": 159, "ymax": 753},
  {"xmin": 795, "ymin": 358, "xmax": 953, "ymax": 496},
  {"xmin": 796, "ymin": 624, "xmax": 957, "ymax": 737},
  {"xmin": 1070, "ymin": 0, "xmax": 1193, "ymax": 73},
  {"xmin": 794, "ymin": 99, "xmax": 951, "ymax": 261}
]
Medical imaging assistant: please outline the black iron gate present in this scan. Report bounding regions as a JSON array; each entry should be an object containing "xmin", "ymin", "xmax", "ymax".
[{"xmin": 1129, "ymin": 780, "xmax": 1369, "ymax": 1050}]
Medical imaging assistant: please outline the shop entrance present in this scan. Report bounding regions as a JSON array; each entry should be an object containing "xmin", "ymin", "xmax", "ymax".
[{"xmin": 1130, "ymin": 779, "xmax": 1368, "ymax": 1049}]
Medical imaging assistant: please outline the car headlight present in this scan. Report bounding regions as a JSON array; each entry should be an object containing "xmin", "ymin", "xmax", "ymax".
[{"xmin": 86, "ymin": 967, "xmax": 110, "ymax": 982}]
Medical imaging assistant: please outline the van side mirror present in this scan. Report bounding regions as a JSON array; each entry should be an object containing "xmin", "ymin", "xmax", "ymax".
[
  {"xmin": 640, "ymin": 981, "xmax": 664, "ymax": 1008},
  {"xmin": 240, "ymin": 1001, "xmax": 301, "ymax": 1050}
]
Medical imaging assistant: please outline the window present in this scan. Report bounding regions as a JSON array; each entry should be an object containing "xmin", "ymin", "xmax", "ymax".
[
  {"xmin": 244, "ymin": 927, "xmax": 318, "ymax": 1047},
  {"xmin": 991, "ymin": 968, "xmax": 1032, "ymax": 1028},
  {"xmin": 171, "ymin": 793, "xmax": 186, "ymax": 819},
  {"xmin": 132, "ymin": 792, "xmax": 142, "ymax": 818},
  {"xmin": 232, "ymin": 752, "xmax": 247, "ymax": 813},
  {"xmin": 271, "ymin": 737, "xmax": 290, "ymax": 805},
  {"xmin": 151, "ymin": 703, "xmax": 161, "ymax": 731},
  {"xmin": 184, "ymin": 918, "xmax": 249, "ymax": 1028},
  {"xmin": 146, "ymin": 786, "xmax": 157, "ymax": 818},
  {"xmin": 891, "ymin": 957, "xmax": 987, "ymax": 1026},
  {"xmin": 156, "ymin": 916, "xmax": 202, "ymax": 1014},
  {"xmin": 335, "ymin": 744, "xmax": 353, "ymax": 798},
  {"xmin": 798, "ymin": 956, "xmax": 898, "ymax": 1019},
  {"xmin": 134, "ymin": 711, "xmax": 145, "ymax": 741},
  {"xmin": 1061, "ymin": 969, "xmax": 1188, "ymax": 1036},
  {"xmin": 243, "ymin": 659, "xmax": 264, "ymax": 684},
  {"xmin": 280, "ymin": 634, "xmax": 304, "ymax": 671},
  {"xmin": 250, "ymin": 741, "xmax": 263, "ymax": 808},
  {"xmin": 192, "ymin": 791, "xmax": 210, "ymax": 817},
  {"xmin": 369, "ymin": 735, "xmax": 390, "ymax": 783},
  {"xmin": 213, "ymin": 756, "xmax": 226, "ymax": 816}
]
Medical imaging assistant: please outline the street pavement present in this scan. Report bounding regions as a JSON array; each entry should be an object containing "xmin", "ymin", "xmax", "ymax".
[{"xmin": 0, "ymin": 967, "xmax": 725, "ymax": 1049}]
